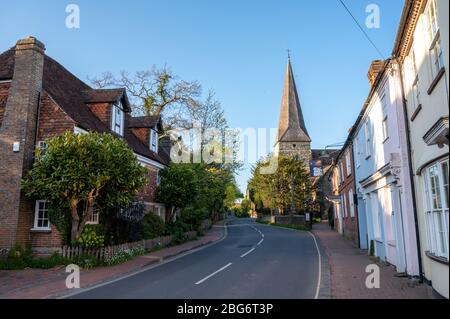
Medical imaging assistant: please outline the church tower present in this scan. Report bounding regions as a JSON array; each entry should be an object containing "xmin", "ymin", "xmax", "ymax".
[{"xmin": 275, "ymin": 56, "xmax": 312, "ymax": 165}]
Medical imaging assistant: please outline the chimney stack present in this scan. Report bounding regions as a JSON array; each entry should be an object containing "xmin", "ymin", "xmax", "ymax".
[
  {"xmin": 0, "ymin": 36, "xmax": 45, "ymax": 250},
  {"xmin": 367, "ymin": 60, "xmax": 385, "ymax": 87}
]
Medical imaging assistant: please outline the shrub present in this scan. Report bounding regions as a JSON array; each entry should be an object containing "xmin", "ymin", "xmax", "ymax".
[
  {"xmin": 103, "ymin": 247, "xmax": 145, "ymax": 266},
  {"xmin": 172, "ymin": 229, "xmax": 187, "ymax": 245},
  {"xmin": 73, "ymin": 225, "xmax": 105, "ymax": 248},
  {"xmin": 370, "ymin": 240, "xmax": 375, "ymax": 256},
  {"xmin": 142, "ymin": 213, "xmax": 165, "ymax": 239},
  {"xmin": 0, "ymin": 252, "xmax": 71, "ymax": 270}
]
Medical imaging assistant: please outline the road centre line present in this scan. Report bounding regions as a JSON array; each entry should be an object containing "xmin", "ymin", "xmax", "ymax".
[
  {"xmin": 240, "ymin": 247, "xmax": 256, "ymax": 258},
  {"xmin": 195, "ymin": 263, "xmax": 233, "ymax": 285}
]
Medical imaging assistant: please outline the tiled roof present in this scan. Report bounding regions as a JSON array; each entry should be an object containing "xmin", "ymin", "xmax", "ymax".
[
  {"xmin": 0, "ymin": 48, "xmax": 14, "ymax": 80},
  {"xmin": 128, "ymin": 116, "xmax": 160, "ymax": 129},
  {"xmin": 277, "ymin": 59, "xmax": 311, "ymax": 143},
  {"xmin": 0, "ymin": 47, "xmax": 169, "ymax": 166},
  {"xmin": 83, "ymin": 88, "xmax": 129, "ymax": 107}
]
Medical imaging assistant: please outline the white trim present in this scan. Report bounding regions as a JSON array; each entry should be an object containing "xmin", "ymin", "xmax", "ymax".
[
  {"xmin": 149, "ymin": 129, "xmax": 159, "ymax": 153},
  {"xmin": 33, "ymin": 200, "xmax": 51, "ymax": 231},
  {"xmin": 111, "ymin": 102, "xmax": 124, "ymax": 136},
  {"xmin": 0, "ymin": 79, "xmax": 12, "ymax": 83},
  {"xmin": 74, "ymin": 126, "xmax": 88, "ymax": 135},
  {"xmin": 136, "ymin": 153, "xmax": 166, "ymax": 170}
]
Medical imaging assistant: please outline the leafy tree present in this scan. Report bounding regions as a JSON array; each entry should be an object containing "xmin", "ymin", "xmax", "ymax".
[
  {"xmin": 224, "ymin": 183, "xmax": 243, "ymax": 210},
  {"xmin": 248, "ymin": 154, "xmax": 313, "ymax": 215},
  {"xmin": 22, "ymin": 132, "xmax": 148, "ymax": 243},
  {"xmin": 155, "ymin": 163, "xmax": 202, "ymax": 222}
]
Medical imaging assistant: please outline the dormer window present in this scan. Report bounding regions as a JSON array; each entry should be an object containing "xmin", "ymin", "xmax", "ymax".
[
  {"xmin": 150, "ymin": 129, "xmax": 158, "ymax": 152},
  {"xmin": 112, "ymin": 102, "xmax": 124, "ymax": 136}
]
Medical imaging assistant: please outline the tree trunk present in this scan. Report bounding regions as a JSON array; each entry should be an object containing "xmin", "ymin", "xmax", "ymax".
[{"xmin": 70, "ymin": 200, "xmax": 79, "ymax": 243}]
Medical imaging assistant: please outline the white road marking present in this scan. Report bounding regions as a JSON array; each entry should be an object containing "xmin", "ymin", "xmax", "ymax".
[
  {"xmin": 240, "ymin": 247, "xmax": 256, "ymax": 258},
  {"xmin": 308, "ymin": 231, "xmax": 322, "ymax": 300},
  {"xmin": 195, "ymin": 263, "xmax": 233, "ymax": 285},
  {"xmin": 57, "ymin": 222, "xmax": 229, "ymax": 299},
  {"xmin": 257, "ymin": 238, "xmax": 264, "ymax": 246}
]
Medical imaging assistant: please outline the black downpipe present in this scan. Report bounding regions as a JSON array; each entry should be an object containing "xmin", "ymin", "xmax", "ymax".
[{"xmin": 394, "ymin": 58, "xmax": 424, "ymax": 282}]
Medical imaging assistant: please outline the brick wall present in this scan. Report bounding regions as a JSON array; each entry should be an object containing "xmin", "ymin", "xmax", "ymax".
[
  {"xmin": 337, "ymin": 143, "xmax": 359, "ymax": 246},
  {"xmin": 0, "ymin": 37, "xmax": 45, "ymax": 250},
  {"xmin": 136, "ymin": 166, "xmax": 158, "ymax": 203}
]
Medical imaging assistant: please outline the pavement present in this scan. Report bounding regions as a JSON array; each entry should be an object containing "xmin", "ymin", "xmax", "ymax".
[
  {"xmin": 64, "ymin": 217, "xmax": 321, "ymax": 299},
  {"xmin": 0, "ymin": 221, "xmax": 226, "ymax": 299},
  {"xmin": 312, "ymin": 221, "xmax": 436, "ymax": 299}
]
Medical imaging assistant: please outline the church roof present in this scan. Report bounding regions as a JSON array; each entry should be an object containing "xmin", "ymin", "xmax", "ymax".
[{"xmin": 277, "ymin": 58, "xmax": 311, "ymax": 143}]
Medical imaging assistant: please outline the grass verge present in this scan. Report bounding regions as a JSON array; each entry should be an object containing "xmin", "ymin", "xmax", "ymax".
[{"xmin": 256, "ymin": 220, "xmax": 309, "ymax": 231}]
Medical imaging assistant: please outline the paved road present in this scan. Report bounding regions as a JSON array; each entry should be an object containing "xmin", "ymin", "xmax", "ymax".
[{"xmin": 68, "ymin": 218, "xmax": 321, "ymax": 299}]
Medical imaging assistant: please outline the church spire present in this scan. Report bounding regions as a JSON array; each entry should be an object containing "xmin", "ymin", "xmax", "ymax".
[{"xmin": 277, "ymin": 57, "xmax": 311, "ymax": 143}]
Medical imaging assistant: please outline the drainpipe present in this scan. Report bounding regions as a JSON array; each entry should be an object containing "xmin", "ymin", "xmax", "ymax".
[{"xmin": 393, "ymin": 57, "xmax": 424, "ymax": 283}]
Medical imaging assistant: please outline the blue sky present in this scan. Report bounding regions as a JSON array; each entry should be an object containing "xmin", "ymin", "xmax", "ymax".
[{"xmin": 1, "ymin": 0, "xmax": 404, "ymax": 193}]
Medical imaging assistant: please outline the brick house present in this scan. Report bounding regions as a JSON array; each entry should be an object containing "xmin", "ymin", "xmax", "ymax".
[
  {"xmin": 0, "ymin": 37, "xmax": 170, "ymax": 254},
  {"xmin": 330, "ymin": 142, "xmax": 359, "ymax": 247}
]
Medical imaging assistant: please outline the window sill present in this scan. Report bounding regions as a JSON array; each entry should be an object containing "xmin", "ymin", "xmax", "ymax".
[
  {"xmin": 30, "ymin": 228, "xmax": 51, "ymax": 233},
  {"xmin": 425, "ymin": 251, "xmax": 449, "ymax": 265},
  {"xmin": 410, "ymin": 104, "xmax": 422, "ymax": 122},
  {"xmin": 427, "ymin": 67, "xmax": 445, "ymax": 95}
]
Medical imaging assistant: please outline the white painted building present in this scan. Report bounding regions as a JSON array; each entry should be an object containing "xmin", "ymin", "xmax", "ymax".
[
  {"xmin": 352, "ymin": 59, "xmax": 420, "ymax": 277},
  {"xmin": 393, "ymin": 0, "xmax": 449, "ymax": 298}
]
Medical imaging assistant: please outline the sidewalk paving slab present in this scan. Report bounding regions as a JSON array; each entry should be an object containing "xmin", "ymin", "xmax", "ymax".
[{"xmin": 312, "ymin": 222, "xmax": 436, "ymax": 299}]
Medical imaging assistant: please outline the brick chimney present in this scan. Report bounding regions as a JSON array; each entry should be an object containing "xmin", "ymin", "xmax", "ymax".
[
  {"xmin": 0, "ymin": 37, "xmax": 45, "ymax": 250},
  {"xmin": 367, "ymin": 60, "xmax": 385, "ymax": 87}
]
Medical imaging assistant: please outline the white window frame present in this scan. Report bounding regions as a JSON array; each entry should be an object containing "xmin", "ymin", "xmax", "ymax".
[
  {"xmin": 86, "ymin": 207, "xmax": 99, "ymax": 225},
  {"xmin": 111, "ymin": 102, "xmax": 124, "ymax": 136},
  {"xmin": 149, "ymin": 129, "xmax": 158, "ymax": 153},
  {"xmin": 342, "ymin": 192, "xmax": 347, "ymax": 218},
  {"xmin": 36, "ymin": 140, "xmax": 48, "ymax": 159},
  {"xmin": 364, "ymin": 119, "xmax": 371, "ymax": 158},
  {"xmin": 426, "ymin": 0, "xmax": 439, "ymax": 42},
  {"xmin": 423, "ymin": 159, "xmax": 449, "ymax": 260},
  {"xmin": 372, "ymin": 193, "xmax": 382, "ymax": 240},
  {"xmin": 338, "ymin": 161, "xmax": 344, "ymax": 185},
  {"xmin": 74, "ymin": 126, "xmax": 88, "ymax": 135},
  {"xmin": 430, "ymin": 34, "xmax": 444, "ymax": 80},
  {"xmin": 33, "ymin": 200, "xmax": 50, "ymax": 230},
  {"xmin": 156, "ymin": 169, "xmax": 161, "ymax": 186},
  {"xmin": 425, "ymin": 0, "xmax": 443, "ymax": 81},
  {"xmin": 349, "ymin": 189, "xmax": 355, "ymax": 218},
  {"xmin": 354, "ymin": 137, "xmax": 360, "ymax": 168},
  {"xmin": 381, "ymin": 93, "xmax": 389, "ymax": 141},
  {"xmin": 345, "ymin": 148, "xmax": 351, "ymax": 176}
]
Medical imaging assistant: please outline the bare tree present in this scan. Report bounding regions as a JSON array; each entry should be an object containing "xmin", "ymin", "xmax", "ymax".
[{"xmin": 88, "ymin": 67, "xmax": 201, "ymax": 120}]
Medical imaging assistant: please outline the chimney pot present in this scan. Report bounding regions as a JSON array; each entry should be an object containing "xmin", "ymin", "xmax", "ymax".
[{"xmin": 367, "ymin": 60, "xmax": 385, "ymax": 87}]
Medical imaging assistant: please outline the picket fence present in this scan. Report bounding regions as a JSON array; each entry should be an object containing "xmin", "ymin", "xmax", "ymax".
[{"xmin": 60, "ymin": 231, "xmax": 197, "ymax": 261}]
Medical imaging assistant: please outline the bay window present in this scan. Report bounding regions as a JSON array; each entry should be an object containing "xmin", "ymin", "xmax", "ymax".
[{"xmin": 423, "ymin": 159, "xmax": 449, "ymax": 260}]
